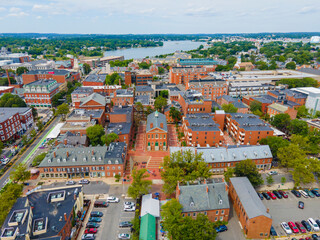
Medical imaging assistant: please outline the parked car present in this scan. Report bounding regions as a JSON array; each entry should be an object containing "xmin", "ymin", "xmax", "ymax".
[
  {"xmin": 316, "ymin": 220, "xmax": 320, "ymax": 228},
  {"xmin": 1, "ymin": 158, "xmax": 9, "ymax": 165},
  {"xmin": 107, "ymin": 196, "xmax": 120, "ymax": 203},
  {"xmin": 281, "ymin": 222, "xmax": 293, "ymax": 234},
  {"xmin": 124, "ymin": 205, "xmax": 136, "ymax": 212},
  {"xmin": 298, "ymin": 201, "xmax": 304, "ymax": 209},
  {"xmin": 124, "ymin": 201, "xmax": 135, "ymax": 207},
  {"xmin": 278, "ymin": 190, "xmax": 288, "ymax": 198},
  {"xmin": 85, "ymin": 228, "xmax": 97, "ymax": 234},
  {"xmin": 267, "ymin": 192, "xmax": 277, "ymax": 200},
  {"xmin": 66, "ymin": 180, "xmax": 76, "ymax": 185},
  {"xmin": 288, "ymin": 222, "xmax": 299, "ymax": 233},
  {"xmin": 90, "ymin": 211, "xmax": 103, "ymax": 217},
  {"xmin": 257, "ymin": 192, "xmax": 264, "ymax": 200},
  {"xmin": 79, "ymin": 179, "xmax": 90, "ymax": 184},
  {"xmin": 295, "ymin": 221, "xmax": 307, "ymax": 233},
  {"xmin": 268, "ymin": 170, "xmax": 278, "ymax": 175},
  {"xmin": 311, "ymin": 190, "xmax": 320, "ymax": 197},
  {"xmin": 299, "ymin": 190, "xmax": 309, "ymax": 198},
  {"xmin": 86, "ymin": 223, "xmax": 100, "ymax": 228},
  {"xmin": 291, "ymin": 190, "xmax": 301, "ymax": 198},
  {"xmin": 82, "ymin": 234, "xmax": 95, "ymax": 240},
  {"xmin": 215, "ymin": 225, "xmax": 228, "ymax": 233},
  {"xmin": 305, "ymin": 189, "xmax": 315, "ymax": 198},
  {"xmin": 302, "ymin": 220, "xmax": 312, "ymax": 231},
  {"xmin": 94, "ymin": 201, "xmax": 109, "ymax": 208},
  {"xmin": 118, "ymin": 233, "xmax": 130, "ymax": 239},
  {"xmin": 262, "ymin": 192, "xmax": 271, "ymax": 200},
  {"xmin": 273, "ymin": 190, "xmax": 283, "ymax": 199},
  {"xmin": 88, "ymin": 217, "xmax": 102, "ymax": 222},
  {"xmin": 270, "ymin": 226, "xmax": 277, "ymax": 236},
  {"xmin": 119, "ymin": 221, "xmax": 133, "ymax": 228},
  {"xmin": 308, "ymin": 218, "xmax": 320, "ymax": 231},
  {"xmin": 312, "ymin": 234, "xmax": 320, "ymax": 240}
]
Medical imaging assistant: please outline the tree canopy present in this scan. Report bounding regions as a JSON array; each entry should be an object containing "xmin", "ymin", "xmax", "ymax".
[
  {"xmin": 276, "ymin": 77, "xmax": 318, "ymax": 88},
  {"xmin": 169, "ymin": 107, "xmax": 182, "ymax": 123},
  {"xmin": 233, "ymin": 159, "xmax": 264, "ymax": 187},
  {"xmin": 56, "ymin": 103, "xmax": 70, "ymax": 120},
  {"xmin": 127, "ymin": 168, "xmax": 152, "ymax": 199},
  {"xmin": 259, "ymin": 136, "xmax": 289, "ymax": 158},
  {"xmin": 0, "ymin": 93, "xmax": 27, "ymax": 108},
  {"xmin": 154, "ymin": 96, "xmax": 167, "ymax": 112},
  {"xmin": 286, "ymin": 61, "xmax": 296, "ymax": 70},
  {"xmin": 83, "ymin": 63, "xmax": 91, "ymax": 75},
  {"xmin": 102, "ymin": 133, "xmax": 119, "ymax": 146},
  {"xmin": 16, "ymin": 67, "xmax": 29, "ymax": 76},
  {"xmin": 32, "ymin": 152, "xmax": 47, "ymax": 167},
  {"xmin": 105, "ymin": 72, "xmax": 122, "ymax": 85},
  {"xmin": 10, "ymin": 163, "xmax": 31, "ymax": 183},
  {"xmin": 221, "ymin": 103, "xmax": 238, "ymax": 113},
  {"xmin": 86, "ymin": 124, "xmax": 105, "ymax": 146}
]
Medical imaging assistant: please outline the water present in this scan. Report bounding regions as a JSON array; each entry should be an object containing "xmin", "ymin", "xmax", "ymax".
[{"xmin": 104, "ymin": 40, "xmax": 204, "ymax": 59}]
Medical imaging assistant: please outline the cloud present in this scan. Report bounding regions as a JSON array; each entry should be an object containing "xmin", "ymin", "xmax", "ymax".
[
  {"xmin": 184, "ymin": 7, "xmax": 218, "ymax": 17},
  {"xmin": 32, "ymin": 4, "xmax": 51, "ymax": 11},
  {"xmin": 0, "ymin": 7, "xmax": 6, "ymax": 12},
  {"xmin": 7, "ymin": 7, "xmax": 29, "ymax": 17},
  {"xmin": 298, "ymin": 6, "xmax": 318, "ymax": 14},
  {"xmin": 36, "ymin": 15, "xmax": 42, "ymax": 19}
]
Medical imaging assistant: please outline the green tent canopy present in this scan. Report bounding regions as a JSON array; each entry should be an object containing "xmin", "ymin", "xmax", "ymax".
[{"xmin": 139, "ymin": 213, "xmax": 156, "ymax": 240}]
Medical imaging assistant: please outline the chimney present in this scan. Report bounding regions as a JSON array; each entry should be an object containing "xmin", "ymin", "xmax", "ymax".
[
  {"xmin": 53, "ymin": 152, "xmax": 56, "ymax": 157},
  {"xmin": 206, "ymin": 186, "xmax": 209, "ymax": 192},
  {"xmin": 74, "ymin": 194, "xmax": 77, "ymax": 200},
  {"xmin": 119, "ymin": 78, "xmax": 121, "ymax": 86},
  {"xmin": 160, "ymin": 123, "xmax": 163, "ymax": 129},
  {"xmin": 225, "ymin": 183, "xmax": 228, "ymax": 192},
  {"xmin": 64, "ymin": 213, "xmax": 67, "ymax": 221},
  {"xmin": 92, "ymin": 150, "xmax": 94, "ymax": 155},
  {"xmin": 150, "ymin": 123, "xmax": 153, "ymax": 129},
  {"xmin": 64, "ymin": 138, "xmax": 67, "ymax": 145},
  {"xmin": 5, "ymin": 69, "xmax": 11, "ymax": 85},
  {"xmin": 67, "ymin": 151, "xmax": 69, "ymax": 157},
  {"xmin": 266, "ymin": 208, "xmax": 269, "ymax": 213}
]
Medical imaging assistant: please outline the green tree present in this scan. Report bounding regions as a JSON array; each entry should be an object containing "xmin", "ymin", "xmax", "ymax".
[
  {"xmin": 281, "ymin": 176, "xmax": 286, "ymax": 185},
  {"xmin": 270, "ymin": 113, "xmax": 291, "ymax": 132},
  {"xmin": 161, "ymin": 150, "xmax": 212, "ymax": 194},
  {"xmin": 266, "ymin": 175, "xmax": 274, "ymax": 186},
  {"xmin": 297, "ymin": 105, "xmax": 310, "ymax": 118},
  {"xmin": 259, "ymin": 136, "xmax": 289, "ymax": 158},
  {"xmin": 138, "ymin": 62, "xmax": 151, "ymax": 69},
  {"xmin": 279, "ymin": 55, "xmax": 286, "ymax": 62},
  {"xmin": 224, "ymin": 167, "xmax": 235, "ymax": 183},
  {"xmin": 127, "ymin": 169, "xmax": 152, "ymax": 199},
  {"xmin": 277, "ymin": 144, "xmax": 306, "ymax": 169},
  {"xmin": 31, "ymin": 106, "xmax": 38, "ymax": 118},
  {"xmin": 86, "ymin": 125, "xmax": 105, "ymax": 146},
  {"xmin": 250, "ymin": 101, "xmax": 262, "ymax": 113},
  {"xmin": 158, "ymin": 67, "xmax": 165, "ymax": 74},
  {"xmin": 56, "ymin": 103, "xmax": 70, "ymax": 120},
  {"xmin": 234, "ymin": 159, "xmax": 264, "ymax": 187},
  {"xmin": 105, "ymin": 72, "xmax": 122, "ymax": 85},
  {"xmin": 154, "ymin": 96, "xmax": 167, "ymax": 112},
  {"xmin": 134, "ymin": 102, "xmax": 144, "ymax": 112},
  {"xmin": 291, "ymin": 157, "xmax": 320, "ymax": 187},
  {"xmin": 16, "ymin": 67, "xmax": 29, "ymax": 76},
  {"xmin": 159, "ymin": 90, "xmax": 169, "ymax": 99},
  {"xmin": 83, "ymin": 63, "xmax": 91, "ymax": 74},
  {"xmin": 169, "ymin": 107, "xmax": 182, "ymax": 123},
  {"xmin": 0, "ymin": 93, "xmax": 27, "ymax": 107},
  {"xmin": 289, "ymin": 119, "xmax": 309, "ymax": 135},
  {"xmin": 36, "ymin": 120, "xmax": 43, "ymax": 131},
  {"xmin": 30, "ymin": 129, "xmax": 37, "ymax": 138},
  {"xmin": 286, "ymin": 61, "xmax": 296, "ymax": 70},
  {"xmin": 221, "ymin": 103, "xmax": 238, "ymax": 113},
  {"xmin": 32, "ymin": 152, "xmax": 47, "ymax": 167},
  {"xmin": 102, "ymin": 133, "xmax": 119, "ymax": 146},
  {"xmin": 10, "ymin": 163, "xmax": 31, "ymax": 183}
]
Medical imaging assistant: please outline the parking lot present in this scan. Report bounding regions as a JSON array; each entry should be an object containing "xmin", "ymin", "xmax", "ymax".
[{"xmin": 261, "ymin": 190, "xmax": 320, "ymax": 238}]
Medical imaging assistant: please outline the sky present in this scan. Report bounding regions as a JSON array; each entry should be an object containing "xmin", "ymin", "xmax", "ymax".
[{"xmin": 0, "ymin": 0, "xmax": 319, "ymax": 34}]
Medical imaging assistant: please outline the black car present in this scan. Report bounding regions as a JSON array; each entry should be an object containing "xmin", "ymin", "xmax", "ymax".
[
  {"xmin": 301, "ymin": 220, "xmax": 312, "ymax": 231},
  {"xmin": 270, "ymin": 226, "xmax": 277, "ymax": 236},
  {"xmin": 311, "ymin": 189, "xmax": 320, "ymax": 197},
  {"xmin": 316, "ymin": 220, "xmax": 320, "ymax": 228},
  {"xmin": 298, "ymin": 201, "xmax": 304, "ymax": 209},
  {"xmin": 272, "ymin": 190, "xmax": 283, "ymax": 199},
  {"xmin": 86, "ymin": 222, "xmax": 100, "ymax": 228},
  {"xmin": 257, "ymin": 192, "xmax": 264, "ymax": 200},
  {"xmin": 119, "ymin": 221, "xmax": 133, "ymax": 228},
  {"xmin": 90, "ymin": 211, "xmax": 103, "ymax": 217},
  {"xmin": 262, "ymin": 192, "xmax": 271, "ymax": 200},
  {"xmin": 291, "ymin": 190, "xmax": 301, "ymax": 198},
  {"xmin": 312, "ymin": 234, "xmax": 320, "ymax": 240}
]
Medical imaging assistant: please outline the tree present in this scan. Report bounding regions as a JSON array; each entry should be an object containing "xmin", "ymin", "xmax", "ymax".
[
  {"xmin": 276, "ymin": 77, "xmax": 318, "ymax": 88},
  {"xmin": 83, "ymin": 63, "xmax": 91, "ymax": 74},
  {"xmin": 105, "ymin": 72, "xmax": 122, "ymax": 85},
  {"xmin": 10, "ymin": 163, "xmax": 31, "ymax": 183},
  {"xmin": 270, "ymin": 113, "xmax": 291, "ymax": 132},
  {"xmin": 250, "ymin": 101, "xmax": 262, "ymax": 113},
  {"xmin": 266, "ymin": 175, "xmax": 274, "ymax": 186},
  {"xmin": 161, "ymin": 150, "xmax": 212, "ymax": 194},
  {"xmin": 224, "ymin": 167, "xmax": 235, "ymax": 183},
  {"xmin": 0, "ymin": 93, "xmax": 27, "ymax": 108},
  {"xmin": 281, "ymin": 176, "xmax": 286, "ymax": 185},
  {"xmin": 289, "ymin": 119, "xmax": 309, "ymax": 135},
  {"xmin": 138, "ymin": 62, "xmax": 151, "ymax": 69},
  {"xmin": 128, "ymin": 169, "xmax": 152, "ymax": 199},
  {"xmin": 279, "ymin": 55, "xmax": 286, "ymax": 62},
  {"xmin": 145, "ymin": 106, "xmax": 153, "ymax": 116},
  {"xmin": 30, "ymin": 129, "xmax": 37, "ymax": 138},
  {"xmin": 221, "ymin": 103, "xmax": 238, "ymax": 113},
  {"xmin": 154, "ymin": 96, "xmax": 167, "ymax": 112},
  {"xmin": 234, "ymin": 159, "xmax": 264, "ymax": 187},
  {"xmin": 297, "ymin": 105, "xmax": 310, "ymax": 118},
  {"xmin": 259, "ymin": 136, "xmax": 289, "ymax": 158},
  {"xmin": 277, "ymin": 144, "xmax": 306, "ymax": 169},
  {"xmin": 286, "ymin": 61, "xmax": 296, "ymax": 70},
  {"xmin": 86, "ymin": 125, "xmax": 105, "ymax": 146},
  {"xmin": 36, "ymin": 120, "xmax": 43, "ymax": 131},
  {"xmin": 158, "ymin": 67, "xmax": 165, "ymax": 75},
  {"xmin": 169, "ymin": 107, "xmax": 182, "ymax": 123},
  {"xmin": 32, "ymin": 152, "xmax": 47, "ymax": 167},
  {"xmin": 56, "ymin": 103, "xmax": 70, "ymax": 120},
  {"xmin": 291, "ymin": 157, "xmax": 320, "ymax": 187},
  {"xmin": 102, "ymin": 133, "xmax": 119, "ymax": 146},
  {"xmin": 16, "ymin": 67, "xmax": 29, "ymax": 76},
  {"xmin": 134, "ymin": 102, "xmax": 144, "ymax": 112},
  {"xmin": 159, "ymin": 90, "xmax": 169, "ymax": 99},
  {"xmin": 31, "ymin": 106, "xmax": 38, "ymax": 118}
]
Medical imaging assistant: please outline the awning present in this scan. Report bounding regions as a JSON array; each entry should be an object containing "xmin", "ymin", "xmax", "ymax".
[{"xmin": 46, "ymin": 123, "xmax": 65, "ymax": 139}]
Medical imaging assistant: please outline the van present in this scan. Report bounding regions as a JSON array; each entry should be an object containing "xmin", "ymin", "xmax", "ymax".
[
  {"xmin": 307, "ymin": 218, "xmax": 320, "ymax": 231},
  {"xmin": 94, "ymin": 201, "xmax": 109, "ymax": 208},
  {"xmin": 299, "ymin": 190, "xmax": 309, "ymax": 198}
]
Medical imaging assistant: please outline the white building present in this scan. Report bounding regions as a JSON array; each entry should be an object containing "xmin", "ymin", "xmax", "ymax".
[{"xmin": 292, "ymin": 87, "xmax": 320, "ymax": 115}]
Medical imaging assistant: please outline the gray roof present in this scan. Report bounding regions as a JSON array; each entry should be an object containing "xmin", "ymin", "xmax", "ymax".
[
  {"xmin": 228, "ymin": 113, "xmax": 273, "ymax": 131},
  {"xmin": 85, "ymin": 73, "xmax": 106, "ymax": 82},
  {"xmin": 80, "ymin": 93, "xmax": 106, "ymax": 106},
  {"xmin": 298, "ymin": 68, "xmax": 320, "ymax": 76},
  {"xmin": 39, "ymin": 142, "xmax": 126, "ymax": 168},
  {"xmin": 107, "ymin": 122, "xmax": 132, "ymax": 135},
  {"xmin": 135, "ymin": 85, "xmax": 154, "ymax": 92},
  {"xmin": 185, "ymin": 114, "xmax": 220, "ymax": 131},
  {"xmin": 110, "ymin": 106, "xmax": 133, "ymax": 123},
  {"xmin": 68, "ymin": 109, "xmax": 104, "ymax": 120},
  {"xmin": 146, "ymin": 111, "xmax": 167, "ymax": 132},
  {"xmin": 24, "ymin": 79, "xmax": 58, "ymax": 87},
  {"xmin": 178, "ymin": 182, "xmax": 229, "ymax": 212},
  {"xmin": 26, "ymin": 69, "xmax": 70, "ymax": 75},
  {"xmin": 72, "ymin": 87, "xmax": 94, "ymax": 94},
  {"xmin": 115, "ymin": 89, "xmax": 134, "ymax": 97},
  {"xmin": 0, "ymin": 107, "xmax": 31, "ymax": 123},
  {"xmin": 230, "ymin": 177, "xmax": 271, "ymax": 219},
  {"xmin": 135, "ymin": 95, "xmax": 150, "ymax": 105},
  {"xmin": 56, "ymin": 132, "xmax": 87, "ymax": 146}
]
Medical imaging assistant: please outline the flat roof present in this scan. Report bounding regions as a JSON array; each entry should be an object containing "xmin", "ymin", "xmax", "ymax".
[{"xmin": 46, "ymin": 123, "xmax": 65, "ymax": 139}]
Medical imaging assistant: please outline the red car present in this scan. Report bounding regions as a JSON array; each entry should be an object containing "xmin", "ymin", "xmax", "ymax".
[
  {"xmin": 288, "ymin": 222, "xmax": 299, "ymax": 233},
  {"xmin": 295, "ymin": 222, "xmax": 307, "ymax": 233},
  {"xmin": 85, "ymin": 228, "xmax": 97, "ymax": 234},
  {"xmin": 267, "ymin": 192, "xmax": 276, "ymax": 200},
  {"xmin": 278, "ymin": 190, "xmax": 288, "ymax": 198}
]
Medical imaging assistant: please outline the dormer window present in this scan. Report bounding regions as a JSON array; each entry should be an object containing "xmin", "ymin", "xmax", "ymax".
[
  {"xmin": 57, "ymin": 159, "xmax": 60, "ymax": 163},
  {"xmin": 48, "ymin": 159, "xmax": 51, "ymax": 163},
  {"xmin": 83, "ymin": 157, "xmax": 86, "ymax": 162},
  {"xmin": 92, "ymin": 157, "xmax": 95, "ymax": 161},
  {"xmin": 72, "ymin": 158, "xmax": 76, "ymax": 162},
  {"xmin": 63, "ymin": 158, "xmax": 66, "ymax": 162},
  {"xmin": 108, "ymin": 160, "xmax": 111, "ymax": 164},
  {"xmin": 98, "ymin": 157, "xmax": 102, "ymax": 161}
]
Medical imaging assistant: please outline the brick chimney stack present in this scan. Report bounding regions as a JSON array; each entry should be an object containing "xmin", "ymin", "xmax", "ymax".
[
  {"xmin": 92, "ymin": 150, "xmax": 94, "ymax": 155},
  {"xmin": 5, "ymin": 69, "xmax": 11, "ymax": 85},
  {"xmin": 53, "ymin": 152, "xmax": 56, "ymax": 157},
  {"xmin": 64, "ymin": 213, "xmax": 67, "ymax": 221},
  {"xmin": 66, "ymin": 151, "xmax": 69, "ymax": 157}
]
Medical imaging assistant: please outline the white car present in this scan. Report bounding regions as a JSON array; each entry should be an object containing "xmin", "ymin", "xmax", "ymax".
[
  {"xmin": 281, "ymin": 222, "xmax": 292, "ymax": 234},
  {"xmin": 124, "ymin": 205, "xmax": 136, "ymax": 212},
  {"xmin": 1, "ymin": 158, "xmax": 9, "ymax": 165},
  {"xmin": 66, "ymin": 180, "xmax": 76, "ymax": 185},
  {"xmin": 118, "ymin": 233, "xmax": 130, "ymax": 239},
  {"xmin": 107, "ymin": 196, "xmax": 120, "ymax": 203},
  {"xmin": 124, "ymin": 201, "xmax": 135, "ymax": 207},
  {"xmin": 298, "ymin": 190, "xmax": 309, "ymax": 198},
  {"xmin": 267, "ymin": 171, "xmax": 278, "ymax": 175}
]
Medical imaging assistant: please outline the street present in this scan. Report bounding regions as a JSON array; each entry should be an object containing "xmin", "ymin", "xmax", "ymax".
[{"xmin": 0, "ymin": 117, "xmax": 59, "ymax": 188}]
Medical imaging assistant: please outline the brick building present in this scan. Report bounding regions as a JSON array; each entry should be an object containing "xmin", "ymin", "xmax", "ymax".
[
  {"xmin": 183, "ymin": 113, "xmax": 223, "ymax": 147},
  {"xmin": 229, "ymin": 177, "xmax": 272, "ymax": 239},
  {"xmin": 38, "ymin": 142, "xmax": 127, "ymax": 178},
  {"xmin": 225, "ymin": 113, "xmax": 274, "ymax": 145},
  {"xmin": 71, "ymin": 87, "xmax": 94, "ymax": 107},
  {"xmin": 146, "ymin": 111, "xmax": 167, "ymax": 151},
  {"xmin": 0, "ymin": 107, "xmax": 34, "ymax": 142},
  {"xmin": 124, "ymin": 70, "xmax": 153, "ymax": 86},
  {"xmin": 107, "ymin": 122, "xmax": 133, "ymax": 146},
  {"xmin": 216, "ymin": 95, "xmax": 249, "ymax": 113},
  {"xmin": 108, "ymin": 106, "xmax": 133, "ymax": 123},
  {"xmin": 169, "ymin": 66, "xmax": 210, "ymax": 85},
  {"xmin": 23, "ymin": 80, "xmax": 60, "ymax": 108},
  {"xmin": 74, "ymin": 93, "xmax": 106, "ymax": 115},
  {"xmin": 187, "ymin": 78, "xmax": 228, "ymax": 101},
  {"xmin": 111, "ymin": 89, "xmax": 134, "ymax": 106},
  {"xmin": 178, "ymin": 90, "xmax": 212, "ymax": 115},
  {"xmin": 83, "ymin": 73, "xmax": 106, "ymax": 86},
  {"xmin": 22, "ymin": 69, "xmax": 71, "ymax": 85},
  {"xmin": 176, "ymin": 181, "xmax": 230, "ymax": 222},
  {"xmin": 267, "ymin": 103, "xmax": 297, "ymax": 119}
]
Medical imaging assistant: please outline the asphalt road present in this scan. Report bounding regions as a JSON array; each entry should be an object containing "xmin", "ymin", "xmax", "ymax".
[{"xmin": 0, "ymin": 117, "xmax": 59, "ymax": 188}]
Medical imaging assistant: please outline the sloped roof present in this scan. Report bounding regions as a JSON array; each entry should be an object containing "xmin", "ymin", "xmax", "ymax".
[
  {"xmin": 139, "ymin": 213, "xmax": 156, "ymax": 240},
  {"xmin": 80, "ymin": 93, "xmax": 106, "ymax": 106},
  {"xmin": 267, "ymin": 103, "xmax": 288, "ymax": 113},
  {"xmin": 230, "ymin": 177, "xmax": 271, "ymax": 219},
  {"xmin": 146, "ymin": 111, "xmax": 167, "ymax": 132},
  {"xmin": 140, "ymin": 194, "xmax": 160, "ymax": 218}
]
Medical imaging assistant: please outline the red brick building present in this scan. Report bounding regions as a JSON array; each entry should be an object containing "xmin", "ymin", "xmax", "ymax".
[
  {"xmin": 22, "ymin": 69, "xmax": 71, "ymax": 85},
  {"xmin": 217, "ymin": 95, "xmax": 249, "ymax": 114},
  {"xmin": 169, "ymin": 66, "xmax": 211, "ymax": 85},
  {"xmin": 177, "ymin": 90, "xmax": 212, "ymax": 115},
  {"xmin": 23, "ymin": 80, "xmax": 60, "ymax": 108},
  {"xmin": 111, "ymin": 89, "xmax": 134, "ymax": 106},
  {"xmin": 124, "ymin": 70, "xmax": 153, "ymax": 86},
  {"xmin": 229, "ymin": 177, "xmax": 272, "ymax": 239},
  {"xmin": 267, "ymin": 103, "xmax": 297, "ymax": 119},
  {"xmin": 146, "ymin": 111, "xmax": 167, "ymax": 151},
  {"xmin": 108, "ymin": 106, "xmax": 133, "ymax": 123},
  {"xmin": 83, "ymin": 73, "xmax": 106, "ymax": 86}
]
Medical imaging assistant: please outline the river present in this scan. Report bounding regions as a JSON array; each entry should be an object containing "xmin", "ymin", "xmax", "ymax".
[{"xmin": 104, "ymin": 40, "xmax": 204, "ymax": 59}]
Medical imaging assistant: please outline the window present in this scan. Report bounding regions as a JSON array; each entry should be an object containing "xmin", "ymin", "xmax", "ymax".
[
  {"xmin": 220, "ymin": 217, "xmax": 223, "ymax": 221},
  {"xmin": 204, "ymin": 212, "xmax": 207, "ymax": 215},
  {"xmin": 222, "ymin": 210, "xmax": 225, "ymax": 214},
  {"xmin": 216, "ymin": 210, "xmax": 219, "ymax": 215},
  {"xmin": 193, "ymin": 213, "xmax": 196, "ymax": 216},
  {"xmin": 215, "ymin": 217, "xmax": 218, "ymax": 221}
]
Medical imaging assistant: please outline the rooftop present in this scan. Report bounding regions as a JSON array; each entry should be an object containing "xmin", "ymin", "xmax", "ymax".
[
  {"xmin": 0, "ymin": 107, "xmax": 31, "ymax": 123},
  {"xmin": 110, "ymin": 106, "xmax": 133, "ymax": 122},
  {"xmin": 146, "ymin": 111, "xmax": 167, "ymax": 132},
  {"xmin": 72, "ymin": 87, "xmax": 94, "ymax": 95},
  {"xmin": 80, "ymin": 93, "xmax": 106, "ymax": 106},
  {"xmin": 135, "ymin": 85, "xmax": 154, "ymax": 92},
  {"xmin": 24, "ymin": 79, "xmax": 58, "ymax": 87},
  {"xmin": 84, "ymin": 73, "xmax": 107, "ymax": 83},
  {"xmin": 56, "ymin": 132, "xmax": 87, "ymax": 146},
  {"xmin": 228, "ymin": 113, "xmax": 273, "ymax": 131},
  {"xmin": 68, "ymin": 109, "xmax": 104, "ymax": 120},
  {"xmin": 25, "ymin": 69, "xmax": 70, "ymax": 75},
  {"xmin": 267, "ymin": 103, "xmax": 288, "ymax": 113},
  {"xmin": 185, "ymin": 114, "xmax": 220, "ymax": 131},
  {"xmin": 107, "ymin": 122, "xmax": 132, "ymax": 135}
]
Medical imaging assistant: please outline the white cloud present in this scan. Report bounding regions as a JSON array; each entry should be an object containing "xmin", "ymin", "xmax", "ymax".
[
  {"xmin": 7, "ymin": 7, "xmax": 29, "ymax": 17},
  {"xmin": 298, "ymin": 6, "xmax": 318, "ymax": 14},
  {"xmin": 0, "ymin": 7, "xmax": 6, "ymax": 12},
  {"xmin": 184, "ymin": 7, "xmax": 218, "ymax": 17},
  {"xmin": 36, "ymin": 15, "xmax": 42, "ymax": 19}
]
